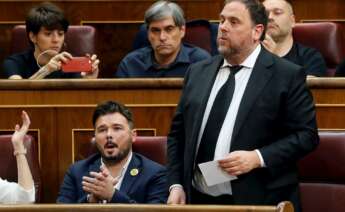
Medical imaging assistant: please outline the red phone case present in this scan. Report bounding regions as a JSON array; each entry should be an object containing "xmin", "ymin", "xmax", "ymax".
[{"xmin": 61, "ymin": 57, "xmax": 92, "ymax": 73}]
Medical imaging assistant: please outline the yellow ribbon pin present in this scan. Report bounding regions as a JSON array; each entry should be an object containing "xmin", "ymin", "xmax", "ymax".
[{"xmin": 130, "ymin": 168, "xmax": 139, "ymax": 176}]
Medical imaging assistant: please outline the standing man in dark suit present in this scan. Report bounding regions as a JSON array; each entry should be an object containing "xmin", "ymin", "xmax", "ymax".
[
  {"xmin": 57, "ymin": 101, "xmax": 167, "ymax": 203},
  {"xmin": 166, "ymin": 0, "xmax": 318, "ymax": 211}
]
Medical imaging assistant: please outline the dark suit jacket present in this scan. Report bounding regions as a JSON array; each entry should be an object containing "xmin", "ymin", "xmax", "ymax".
[
  {"xmin": 167, "ymin": 47, "xmax": 319, "ymax": 208},
  {"xmin": 57, "ymin": 153, "xmax": 168, "ymax": 203}
]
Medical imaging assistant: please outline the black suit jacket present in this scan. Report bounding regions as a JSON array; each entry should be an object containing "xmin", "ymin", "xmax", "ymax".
[{"xmin": 167, "ymin": 47, "xmax": 319, "ymax": 207}]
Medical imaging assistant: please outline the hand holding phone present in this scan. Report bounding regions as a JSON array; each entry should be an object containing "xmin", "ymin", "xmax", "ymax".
[{"xmin": 61, "ymin": 57, "xmax": 92, "ymax": 73}]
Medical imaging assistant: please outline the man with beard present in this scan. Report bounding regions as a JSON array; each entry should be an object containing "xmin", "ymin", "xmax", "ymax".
[
  {"xmin": 262, "ymin": 0, "xmax": 327, "ymax": 76},
  {"xmin": 57, "ymin": 101, "xmax": 167, "ymax": 203},
  {"xmin": 166, "ymin": 0, "xmax": 318, "ymax": 211},
  {"xmin": 114, "ymin": 0, "xmax": 210, "ymax": 78}
]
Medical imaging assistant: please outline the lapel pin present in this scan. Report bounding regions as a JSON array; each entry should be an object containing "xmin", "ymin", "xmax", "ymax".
[{"xmin": 130, "ymin": 168, "xmax": 139, "ymax": 176}]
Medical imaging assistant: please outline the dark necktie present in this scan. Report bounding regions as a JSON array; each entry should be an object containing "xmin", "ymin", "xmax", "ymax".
[{"xmin": 196, "ymin": 65, "xmax": 243, "ymax": 164}]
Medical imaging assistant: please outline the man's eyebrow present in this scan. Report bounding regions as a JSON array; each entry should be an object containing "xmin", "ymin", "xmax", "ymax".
[
  {"xmin": 273, "ymin": 8, "xmax": 284, "ymax": 12},
  {"xmin": 96, "ymin": 125, "xmax": 106, "ymax": 130}
]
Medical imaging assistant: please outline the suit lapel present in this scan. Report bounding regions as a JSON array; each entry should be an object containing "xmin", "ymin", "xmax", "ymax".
[
  {"xmin": 88, "ymin": 156, "xmax": 102, "ymax": 174},
  {"xmin": 119, "ymin": 154, "xmax": 141, "ymax": 194},
  {"xmin": 190, "ymin": 56, "xmax": 224, "ymax": 151},
  {"xmin": 231, "ymin": 48, "xmax": 274, "ymax": 147}
]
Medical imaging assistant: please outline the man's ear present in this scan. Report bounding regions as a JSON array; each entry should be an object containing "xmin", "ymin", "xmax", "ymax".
[
  {"xmin": 131, "ymin": 129, "xmax": 137, "ymax": 143},
  {"xmin": 29, "ymin": 32, "xmax": 36, "ymax": 44},
  {"xmin": 290, "ymin": 14, "xmax": 296, "ymax": 28},
  {"xmin": 180, "ymin": 25, "xmax": 186, "ymax": 39},
  {"xmin": 253, "ymin": 24, "xmax": 265, "ymax": 42}
]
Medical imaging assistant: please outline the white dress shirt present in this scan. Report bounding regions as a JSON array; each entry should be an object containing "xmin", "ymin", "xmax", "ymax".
[
  {"xmin": 94, "ymin": 151, "xmax": 133, "ymax": 203},
  {"xmin": 102, "ymin": 151, "xmax": 133, "ymax": 191},
  {"xmin": 193, "ymin": 44, "xmax": 263, "ymax": 196},
  {"xmin": 0, "ymin": 178, "xmax": 35, "ymax": 203}
]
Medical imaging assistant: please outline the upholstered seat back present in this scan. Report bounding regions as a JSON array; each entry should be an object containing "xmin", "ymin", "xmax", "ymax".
[
  {"xmin": 184, "ymin": 19, "xmax": 218, "ymax": 56},
  {"xmin": 10, "ymin": 25, "xmax": 96, "ymax": 56},
  {"xmin": 293, "ymin": 22, "xmax": 345, "ymax": 76},
  {"xmin": 298, "ymin": 131, "xmax": 345, "ymax": 212},
  {"xmin": 0, "ymin": 134, "xmax": 41, "ymax": 202},
  {"xmin": 132, "ymin": 136, "xmax": 167, "ymax": 165}
]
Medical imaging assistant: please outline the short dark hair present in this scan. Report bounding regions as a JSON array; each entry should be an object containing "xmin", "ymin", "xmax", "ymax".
[
  {"xmin": 26, "ymin": 2, "xmax": 69, "ymax": 46},
  {"xmin": 92, "ymin": 101, "xmax": 134, "ymax": 129},
  {"xmin": 225, "ymin": 0, "xmax": 268, "ymax": 41}
]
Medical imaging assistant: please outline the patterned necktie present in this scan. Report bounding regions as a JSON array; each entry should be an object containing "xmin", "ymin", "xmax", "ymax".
[{"xmin": 196, "ymin": 65, "xmax": 243, "ymax": 164}]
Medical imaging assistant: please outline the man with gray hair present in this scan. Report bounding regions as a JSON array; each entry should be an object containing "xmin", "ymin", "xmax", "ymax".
[{"xmin": 115, "ymin": 0, "xmax": 210, "ymax": 77}]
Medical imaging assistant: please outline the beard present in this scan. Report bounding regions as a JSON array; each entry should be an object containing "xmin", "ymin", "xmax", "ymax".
[
  {"xmin": 96, "ymin": 138, "xmax": 132, "ymax": 165},
  {"xmin": 267, "ymin": 23, "xmax": 290, "ymax": 43},
  {"xmin": 218, "ymin": 44, "xmax": 239, "ymax": 59},
  {"xmin": 217, "ymin": 35, "xmax": 241, "ymax": 59}
]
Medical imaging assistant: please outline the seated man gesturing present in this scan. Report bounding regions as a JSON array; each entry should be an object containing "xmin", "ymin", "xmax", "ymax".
[{"xmin": 57, "ymin": 101, "xmax": 167, "ymax": 203}]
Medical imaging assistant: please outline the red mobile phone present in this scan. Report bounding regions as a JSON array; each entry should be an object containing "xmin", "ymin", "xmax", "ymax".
[{"xmin": 61, "ymin": 57, "xmax": 92, "ymax": 73}]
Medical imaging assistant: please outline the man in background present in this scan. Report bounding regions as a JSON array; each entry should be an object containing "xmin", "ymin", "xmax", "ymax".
[
  {"xmin": 115, "ymin": 0, "xmax": 210, "ymax": 77},
  {"xmin": 262, "ymin": 0, "xmax": 327, "ymax": 76}
]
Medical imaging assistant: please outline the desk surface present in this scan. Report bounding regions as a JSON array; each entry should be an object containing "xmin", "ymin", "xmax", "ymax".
[
  {"xmin": 0, "ymin": 78, "xmax": 345, "ymax": 105},
  {"xmin": 0, "ymin": 77, "xmax": 344, "ymax": 104},
  {"xmin": 0, "ymin": 79, "xmax": 182, "ymax": 105},
  {"xmin": 0, "ymin": 77, "xmax": 344, "ymax": 88},
  {"xmin": 0, "ymin": 202, "xmax": 293, "ymax": 212},
  {"xmin": 0, "ymin": 78, "xmax": 183, "ymax": 90}
]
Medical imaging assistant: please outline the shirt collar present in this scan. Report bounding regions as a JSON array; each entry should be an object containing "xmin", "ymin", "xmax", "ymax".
[
  {"xmin": 176, "ymin": 44, "xmax": 191, "ymax": 63},
  {"xmin": 101, "ymin": 151, "xmax": 133, "ymax": 180},
  {"xmin": 221, "ymin": 44, "xmax": 261, "ymax": 69}
]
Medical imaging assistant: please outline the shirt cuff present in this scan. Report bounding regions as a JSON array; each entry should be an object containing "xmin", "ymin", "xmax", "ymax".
[
  {"xmin": 169, "ymin": 184, "xmax": 183, "ymax": 193},
  {"xmin": 255, "ymin": 149, "xmax": 266, "ymax": 167},
  {"xmin": 87, "ymin": 194, "xmax": 107, "ymax": 204}
]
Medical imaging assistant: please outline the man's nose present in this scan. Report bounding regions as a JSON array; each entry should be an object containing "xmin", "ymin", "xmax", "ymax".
[
  {"xmin": 219, "ymin": 21, "xmax": 228, "ymax": 33},
  {"xmin": 106, "ymin": 128, "xmax": 113, "ymax": 137},
  {"xmin": 159, "ymin": 31, "xmax": 168, "ymax": 40}
]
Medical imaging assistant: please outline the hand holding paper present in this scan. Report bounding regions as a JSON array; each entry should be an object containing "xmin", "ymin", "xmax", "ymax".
[
  {"xmin": 198, "ymin": 160, "xmax": 237, "ymax": 187},
  {"xmin": 218, "ymin": 150, "xmax": 262, "ymax": 176}
]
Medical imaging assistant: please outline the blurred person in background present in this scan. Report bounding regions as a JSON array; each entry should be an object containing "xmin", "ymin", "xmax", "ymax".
[{"xmin": 262, "ymin": 0, "xmax": 327, "ymax": 77}]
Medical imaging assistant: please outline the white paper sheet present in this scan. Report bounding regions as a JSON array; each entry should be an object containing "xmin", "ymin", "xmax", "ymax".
[{"xmin": 198, "ymin": 160, "xmax": 238, "ymax": 186}]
